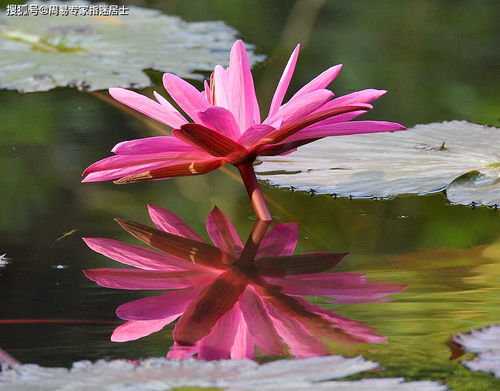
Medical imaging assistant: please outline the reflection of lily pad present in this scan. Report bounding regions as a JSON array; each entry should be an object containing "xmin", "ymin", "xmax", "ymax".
[
  {"xmin": 257, "ymin": 121, "xmax": 499, "ymax": 207},
  {"xmin": 0, "ymin": 356, "xmax": 447, "ymax": 390},
  {"xmin": 0, "ymin": 0, "xmax": 258, "ymax": 92},
  {"xmin": 453, "ymin": 324, "xmax": 500, "ymax": 378}
]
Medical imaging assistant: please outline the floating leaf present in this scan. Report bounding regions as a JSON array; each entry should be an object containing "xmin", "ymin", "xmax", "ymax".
[
  {"xmin": 257, "ymin": 121, "xmax": 499, "ymax": 207},
  {"xmin": 0, "ymin": 356, "xmax": 447, "ymax": 390},
  {"xmin": 447, "ymin": 168, "xmax": 499, "ymax": 207},
  {"xmin": 0, "ymin": 0, "xmax": 261, "ymax": 92},
  {"xmin": 453, "ymin": 324, "xmax": 500, "ymax": 378}
]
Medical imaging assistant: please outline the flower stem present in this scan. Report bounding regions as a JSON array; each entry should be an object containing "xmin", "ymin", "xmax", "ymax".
[{"xmin": 236, "ymin": 162, "xmax": 272, "ymax": 221}]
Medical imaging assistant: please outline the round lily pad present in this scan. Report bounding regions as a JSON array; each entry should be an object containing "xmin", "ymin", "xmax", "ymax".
[
  {"xmin": 256, "ymin": 121, "xmax": 499, "ymax": 207},
  {"xmin": 0, "ymin": 0, "xmax": 260, "ymax": 92}
]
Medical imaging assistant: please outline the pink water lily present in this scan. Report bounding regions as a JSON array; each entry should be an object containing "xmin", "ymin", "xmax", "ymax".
[
  {"xmin": 84, "ymin": 205, "xmax": 405, "ymax": 359},
  {"xmin": 82, "ymin": 40, "xmax": 405, "ymax": 220}
]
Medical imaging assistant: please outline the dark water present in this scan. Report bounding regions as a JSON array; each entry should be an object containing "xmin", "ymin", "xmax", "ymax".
[{"xmin": 1, "ymin": 0, "xmax": 499, "ymax": 390}]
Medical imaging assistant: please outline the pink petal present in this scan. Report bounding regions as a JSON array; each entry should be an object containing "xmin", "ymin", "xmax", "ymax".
[
  {"xmin": 265, "ymin": 89, "xmax": 334, "ymax": 126},
  {"xmin": 239, "ymin": 287, "xmax": 283, "ymax": 355},
  {"xmin": 116, "ymin": 288, "xmax": 199, "ymax": 320},
  {"xmin": 206, "ymin": 206, "xmax": 243, "ymax": 256},
  {"xmin": 267, "ymin": 274, "xmax": 405, "ymax": 299},
  {"xmin": 83, "ymin": 152, "xmax": 199, "ymax": 174},
  {"xmin": 82, "ymin": 156, "xmax": 197, "ymax": 183},
  {"xmin": 228, "ymin": 40, "xmax": 260, "ymax": 132},
  {"xmin": 290, "ymin": 64, "xmax": 342, "ymax": 100},
  {"xmin": 173, "ymin": 270, "xmax": 248, "ymax": 346},
  {"xmin": 113, "ymin": 157, "xmax": 227, "ymax": 184},
  {"xmin": 230, "ymin": 315, "xmax": 254, "ymax": 359},
  {"xmin": 173, "ymin": 124, "xmax": 248, "ymax": 158},
  {"xmin": 307, "ymin": 110, "xmax": 368, "ymax": 128},
  {"xmin": 111, "ymin": 319, "xmax": 173, "ymax": 342},
  {"xmin": 109, "ymin": 88, "xmax": 186, "ymax": 128},
  {"xmin": 322, "ymin": 89, "xmax": 387, "ymax": 108},
  {"xmin": 296, "ymin": 298, "xmax": 386, "ymax": 344},
  {"xmin": 283, "ymin": 121, "xmax": 406, "ymax": 143},
  {"xmin": 83, "ymin": 268, "xmax": 214, "ymax": 290},
  {"xmin": 203, "ymin": 80, "xmax": 210, "ymax": 102},
  {"xmin": 257, "ymin": 223, "xmax": 298, "ymax": 258},
  {"xmin": 198, "ymin": 106, "xmax": 241, "ymax": 140},
  {"xmin": 83, "ymin": 238, "xmax": 201, "ymax": 271},
  {"xmin": 111, "ymin": 136, "xmax": 206, "ymax": 156},
  {"xmin": 238, "ymin": 124, "xmax": 276, "ymax": 147},
  {"xmin": 167, "ymin": 343, "xmax": 198, "ymax": 359},
  {"xmin": 153, "ymin": 91, "xmax": 172, "ymax": 107},
  {"xmin": 262, "ymin": 298, "xmax": 329, "ymax": 357},
  {"xmin": 147, "ymin": 205, "xmax": 205, "ymax": 242},
  {"xmin": 162, "ymin": 73, "xmax": 210, "ymax": 122},
  {"xmin": 249, "ymin": 104, "xmax": 372, "ymax": 150},
  {"xmin": 213, "ymin": 65, "xmax": 230, "ymax": 109},
  {"xmin": 199, "ymin": 305, "xmax": 241, "ymax": 360},
  {"xmin": 268, "ymin": 44, "xmax": 300, "ymax": 117}
]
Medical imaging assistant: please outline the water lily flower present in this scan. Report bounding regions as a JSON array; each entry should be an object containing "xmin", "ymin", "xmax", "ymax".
[
  {"xmin": 84, "ymin": 205, "xmax": 404, "ymax": 359},
  {"xmin": 82, "ymin": 40, "xmax": 405, "ymax": 220}
]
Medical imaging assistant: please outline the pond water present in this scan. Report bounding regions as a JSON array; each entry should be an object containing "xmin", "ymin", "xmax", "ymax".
[{"xmin": 0, "ymin": 1, "xmax": 499, "ymax": 390}]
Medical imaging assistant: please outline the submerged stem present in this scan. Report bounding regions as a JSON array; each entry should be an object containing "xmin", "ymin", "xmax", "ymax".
[{"xmin": 236, "ymin": 162, "xmax": 272, "ymax": 221}]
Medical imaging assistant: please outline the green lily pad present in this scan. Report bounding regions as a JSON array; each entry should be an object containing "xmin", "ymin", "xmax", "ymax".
[
  {"xmin": 256, "ymin": 121, "xmax": 499, "ymax": 207},
  {"xmin": 0, "ymin": 356, "xmax": 447, "ymax": 390},
  {"xmin": 0, "ymin": 0, "xmax": 259, "ymax": 92},
  {"xmin": 453, "ymin": 324, "xmax": 500, "ymax": 378},
  {"xmin": 447, "ymin": 168, "xmax": 499, "ymax": 207}
]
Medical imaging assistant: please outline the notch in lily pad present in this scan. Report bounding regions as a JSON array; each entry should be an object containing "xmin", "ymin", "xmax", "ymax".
[{"xmin": 0, "ymin": 0, "xmax": 262, "ymax": 92}]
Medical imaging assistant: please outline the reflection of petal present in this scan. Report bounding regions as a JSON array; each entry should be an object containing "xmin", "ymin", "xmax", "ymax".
[
  {"xmin": 115, "ymin": 218, "xmax": 232, "ymax": 268},
  {"xmin": 297, "ymin": 298, "xmax": 387, "ymax": 344},
  {"xmin": 268, "ymin": 273, "xmax": 405, "ymax": 300},
  {"xmin": 230, "ymin": 313, "xmax": 254, "ymax": 359},
  {"xmin": 206, "ymin": 207, "xmax": 244, "ymax": 256},
  {"xmin": 116, "ymin": 288, "xmax": 199, "ymax": 320},
  {"xmin": 173, "ymin": 270, "xmax": 248, "ymax": 346},
  {"xmin": 83, "ymin": 205, "xmax": 402, "ymax": 360},
  {"xmin": 111, "ymin": 319, "xmax": 174, "ymax": 342},
  {"xmin": 199, "ymin": 305, "xmax": 241, "ymax": 360},
  {"xmin": 262, "ymin": 296, "xmax": 329, "ymax": 358},
  {"xmin": 147, "ymin": 205, "xmax": 205, "ymax": 242},
  {"xmin": 257, "ymin": 223, "xmax": 298, "ymax": 258},
  {"xmin": 83, "ymin": 238, "xmax": 199, "ymax": 271},
  {"xmin": 255, "ymin": 252, "xmax": 347, "ymax": 276},
  {"xmin": 167, "ymin": 342, "xmax": 198, "ymax": 359},
  {"xmin": 83, "ymin": 269, "xmax": 214, "ymax": 290},
  {"xmin": 254, "ymin": 280, "xmax": 365, "ymax": 346},
  {"xmin": 239, "ymin": 287, "xmax": 283, "ymax": 356}
]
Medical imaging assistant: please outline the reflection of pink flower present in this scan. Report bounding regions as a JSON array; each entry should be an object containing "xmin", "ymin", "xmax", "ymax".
[
  {"xmin": 84, "ymin": 205, "xmax": 404, "ymax": 360},
  {"xmin": 82, "ymin": 41, "xmax": 405, "ymax": 220}
]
